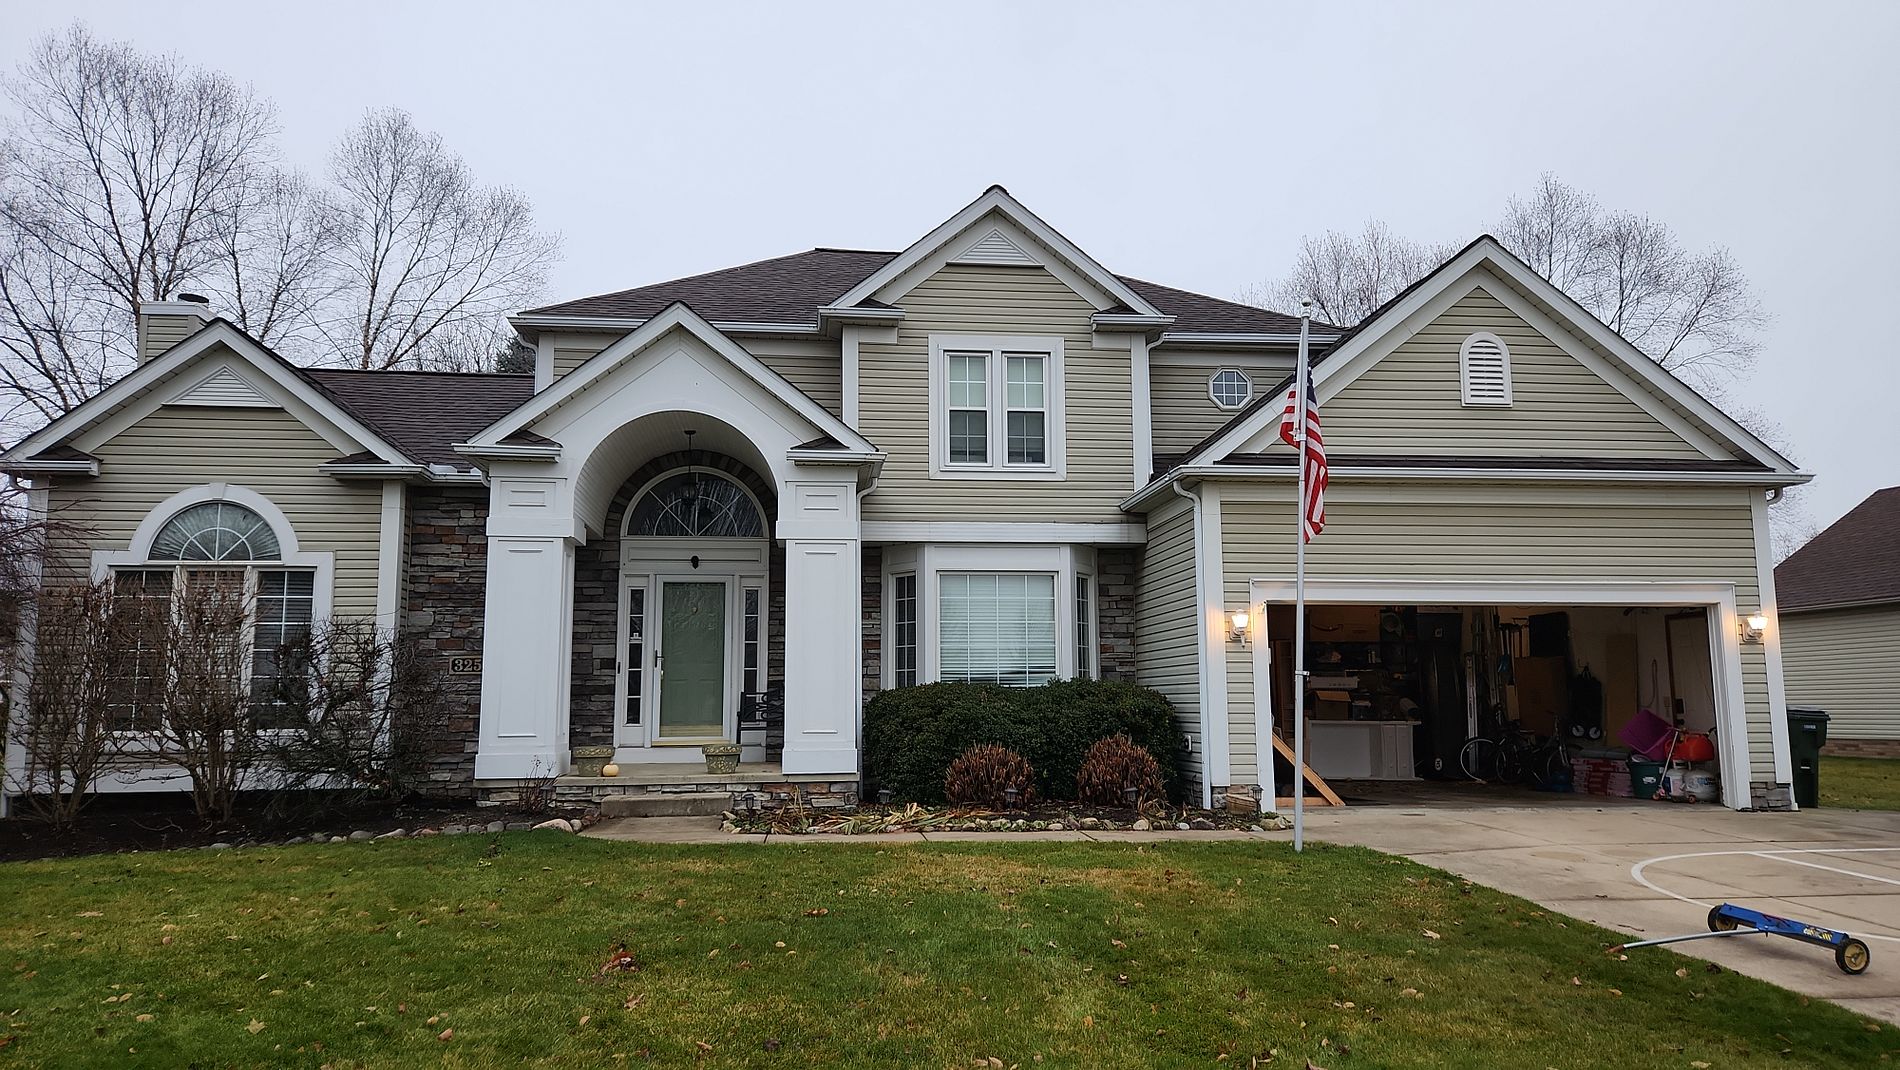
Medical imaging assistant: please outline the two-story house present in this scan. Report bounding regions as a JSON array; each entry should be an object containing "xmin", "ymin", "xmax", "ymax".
[{"xmin": 2, "ymin": 187, "xmax": 1811, "ymax": 812}]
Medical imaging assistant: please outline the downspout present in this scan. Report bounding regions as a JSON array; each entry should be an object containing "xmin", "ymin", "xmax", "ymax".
[{"xmin": 1171, "ymin": 479, "xmax": 1214, "ymax": 809}]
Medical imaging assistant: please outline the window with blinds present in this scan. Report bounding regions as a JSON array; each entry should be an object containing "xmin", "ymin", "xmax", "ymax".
[
  {"xmin": 1459, "ymin": 332, "xmax": 1513, "ymax": 406},
  {"xmin": 938, "ymin": 572, "xmax": 1058, "ymax": 686}
]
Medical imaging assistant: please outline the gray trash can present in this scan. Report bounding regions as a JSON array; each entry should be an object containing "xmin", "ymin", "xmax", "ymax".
[{"xmin": 1787, "ymin": 706, "xmax": 1830, "ymax": 808}]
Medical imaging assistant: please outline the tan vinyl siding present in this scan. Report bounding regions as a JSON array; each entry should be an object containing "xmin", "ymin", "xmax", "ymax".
[
  {"xmin": 1217, "ymin": 482, "xmax": 1779, "ymax": 785},
  {"xmin": 756, "ymin": 355, "xmax": 842, "ymax": 418},
  {"xmin": 1319, "ymin": 287, "xmax": 1707, "ymax": 458},
  {"xmin": 1137, "ymin": 502, "xmax": 1204, "ymax": 786},
  {"xmin": 1781, "ymin": 605, "xmax": 1900, "ymax": 741},
  {"xmin": 45, "ymin": 407, "xmax": 384, "ymax": 617},
  {"xmin": 859, "ymin": 265, "xmax": 1134, "ymax": 522},
  {"xmin": 553, "ymin": 342, "xmax": 605, "ymax": 380},
  {"xmin": 138, "ymin": 313, "xmax": 201, "ymax": 362},
  {"xmin": 1152, "ymin": 364, "xmax": 1252, "ymax": 452}
]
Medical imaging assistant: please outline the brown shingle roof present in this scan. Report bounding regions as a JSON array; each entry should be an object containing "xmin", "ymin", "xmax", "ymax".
[
  {"xmin": 302, "ymin": 369, "xmax": 535, "ymax": 467},
  {"xmin": 1776, "ymin": 486, "xmax": 1900, "ymax": 612},
  {"xmin": 524, "ymin": 248, "xmax": 1310, "ymax": 336}
]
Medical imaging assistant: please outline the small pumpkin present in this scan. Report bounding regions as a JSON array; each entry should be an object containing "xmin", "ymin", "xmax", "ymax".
[{"xmin": 600, "ymin": 763, "xmax": 620, "ymax": 778}]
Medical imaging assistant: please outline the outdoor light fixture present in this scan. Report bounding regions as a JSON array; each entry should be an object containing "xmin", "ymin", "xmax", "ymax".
[
  {"xmin": 1229, "ymin": 610, "xmax": 1250, "ymax": 645},
  {"xmin": 1122, "ymin": 785, "xmax": 1139, "ymax": 808},
  {"xmin": 739, "ymin": 792, "xmax": 760, "ymax": 814},
  {"xmin": 877, "ymin": 787, "xmax": 893, "ymax": 805},
  {"xmin": 1742, "ymin": 613, "xmax": 1769, "ymax": 644},
  {"xmin": 1003, "ymin": 786, "xmax": 1021, "ymax": 807}
]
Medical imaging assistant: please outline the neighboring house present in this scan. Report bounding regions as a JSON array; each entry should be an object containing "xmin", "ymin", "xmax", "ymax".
[
  {"xmin": 1776, "ymin": 487, "xmax": 1900, "ymax": 756},
  {"xmin": 1, "ymin": 187, "xmax": 1812, "ymax": 812}
]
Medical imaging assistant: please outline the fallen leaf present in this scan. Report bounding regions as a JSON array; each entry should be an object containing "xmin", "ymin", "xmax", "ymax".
[
  {"xmin": 578, "ymin": 1015, "xmax": 590, "ymax": 1027},
  {"xmin": 135, "ymin": 1014, "xmax": 153, "ymax": 1023},
  {"xmin": 1082, "ymin": 1015, "xmax": 1094, "ymax": 1029},
  {"xmin": 624, "ymin": 993, "xmax": 645, "ymax": 1010},
  {"xmin": 438, "ymin": 1028, "xmax": 454, "ymax": 1042},
  {"xmin": 1675, "ymin": 968, "xmax": 1689, "ymax": 979},
  {"xmin": 803, "ymin": 908, "xmax": 829, "ymax": 917},
  {"xmin": 1421, "ymin": 930, "xmax": 1441, "ymax": 940},
  {"xmin": 1608, "ymin": 988, "xmax": 1622, "ymax": 997},
  {"xmin": 246, "ymin": 1019, "xmax": 265, "ymax": 1035},
  {"xmin": 695, "ymin": 1040, "xmax": 714, "ymax": 1052},
  {"xmin": 1570, "ymin": 977, "xmax": 1582, "ymax": 986},
  {"xmin": 1691, "ymin": 1062, "xmax": 1711, "ymax": 1068}
]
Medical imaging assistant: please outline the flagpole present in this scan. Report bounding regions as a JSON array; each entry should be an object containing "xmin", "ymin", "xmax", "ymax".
[{"xmin": 1292, "ymin": 301, "xmax": 1312, "ymax": 853}]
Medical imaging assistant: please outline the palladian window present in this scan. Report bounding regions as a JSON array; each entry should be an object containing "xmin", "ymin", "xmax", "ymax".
[{"xmin": 626, "ymin": 471, "xmax": 766, "ymax": 538}]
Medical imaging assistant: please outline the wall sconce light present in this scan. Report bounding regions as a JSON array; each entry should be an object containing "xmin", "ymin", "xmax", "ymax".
[
  {"xmin": 1229, "ymin": 610, "xmax": 1250, "ymax": 646},
  {"xmin": 1742, "ymin": 613, "xmax": 1768, "ymax": 644}
]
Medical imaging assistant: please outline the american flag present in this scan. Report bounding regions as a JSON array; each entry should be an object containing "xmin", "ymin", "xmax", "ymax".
[{"xmin": 1278, "ymin": 376, "xmax": 1327, "ymax": 541}]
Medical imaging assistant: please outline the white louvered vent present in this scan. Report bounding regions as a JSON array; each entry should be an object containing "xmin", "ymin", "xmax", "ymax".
[
  {"xmin": 166, "ymin": 366, "xmax": 279, "ymax": 408},
  {"xmin": 1459, "ymin": 332, "xmax": 1513, "ymax": 407},
  {"xmin": 952, "ymin": 227, "xmax": 1037, "ymax": 266}
]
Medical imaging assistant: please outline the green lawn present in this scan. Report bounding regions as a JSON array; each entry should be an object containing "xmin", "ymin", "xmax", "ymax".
[
  {"xmin": 0, "ymin": 836, "xmax": 1889, "ymax": 1068},
  {"xmin": 1822, "ymin": 755, "xmax": 1900, "ymax": 810}
]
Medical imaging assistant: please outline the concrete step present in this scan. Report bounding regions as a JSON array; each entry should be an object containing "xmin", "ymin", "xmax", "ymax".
[{"xmin": 599, "ymin": 792, "xmax": 731, "ymax": 818}]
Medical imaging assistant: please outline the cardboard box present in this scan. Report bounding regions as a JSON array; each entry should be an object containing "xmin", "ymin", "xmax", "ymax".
[
  {"xmin": 1311, "ymin": 689, "xmax": 1353, "ymax": 720},
  {"xmin": 1309, "ymin": 605, "xmax": 1381, "ymax": 643}
]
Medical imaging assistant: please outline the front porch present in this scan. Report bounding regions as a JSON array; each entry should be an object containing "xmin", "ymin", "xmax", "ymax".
[{"xmin": 475, "ymin": 762, "xmax": 860, "ymax": 811}]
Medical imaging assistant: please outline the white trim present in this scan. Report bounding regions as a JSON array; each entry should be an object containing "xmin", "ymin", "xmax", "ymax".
[
  {"xmin": 2, "ymin": 485, "xmax": 49, "ymax": 811},
  {"xmin": 89, "ymin": 484, "xmax": 337, "ymax": 626},
  {"xmin": 469, "ymin": 303, "xmax": 878, "ymax": 457},
  {"xmin": 927, "ymin": 333, "xmax": 1067, "ymax": 480},
  {"xmin": 534, "ymin": 335, "xmax": 555, "ymax": 391},
  {"xmin": 1752, "ymin": 492, "xmax": 1795, "ymax": 786},
  {"xmin": 894, "ymin": 544, "xmax": 1092, "ymax": 687},
  {"xmin": 1247, "ymin": 577, "xmax": 1757, "ymax": 810},
  {"xmin": 1131, "ymin": 334, "xmax": 1154, "ymax": 486},
  {"xmin": 1159, "ymin": 330, "xmax": 1340, "ymax": 349},
  {"xmin": 375, "ymin": 480, "xmax": 405, "ymax": 637},
  {"xmin": 511, "ymin": 313, "xmax": 828, "ymax": 337},
  {"xmin": 861, "ymin": 521, "xmax": 1146, "ymax": 543},
  {"xmin": 1250, "ymin": 583, "xmax": 1272, "ymax": 808},
  {"xmin": 0, "ymin": 459, "xmax": 99, "ymax": 476},
  {"xmin": 1457, "ymin": 331, "xmax": 1513, "ymax": 407},
  {"xmin": 3, "ymin": 321, "xmax": 408, "ymax": 468},
  {"xmin": 841, "ymin": 325, "xmax": 861, "ymax": 428},
  {"xmin": 1171, "ymin": 480, "xmax": 1214, "ymax": 808},
  {"xmin": 1207, "ymin": 367, "xmax": 1254, "ymax": 411},
  {"xmin": 831, "ymin": 187, "xmax": 1166, "ymax": 319},
  {"xmin": 1150, "ymin": 351, "xmax": 1296, "ymax": 371},
  {"xmin": 1185, "ymin": 241, "xmax": 1801, "ymax": 475},
  {"xmin": 165, "ymin": 365, "xmax": 279, "ymax": 408},
  {"xmin": 1196, "ymin": 484, "xmax": 1230, "ymax": 792}
]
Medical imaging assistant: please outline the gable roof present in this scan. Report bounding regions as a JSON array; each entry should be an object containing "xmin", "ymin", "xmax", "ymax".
[
  {"xmin": 1776, "ymin": 486, "xmax": 1900, "ymax": 612},
  {"xmin": 1169, "ymin": 235, "xmax": 1807, "ymax": 481},
  {"xmin": 302, "ymin": 370, "xmax": 534, "ymax": 467},
  {"xmin": 466, "ymin": 302, "xmax": 879, "ymax": 458}
]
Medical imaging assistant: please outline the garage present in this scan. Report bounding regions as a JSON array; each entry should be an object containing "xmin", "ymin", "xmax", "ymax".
[{"xmin": 1246, "ymin": 581, "xmax": 1759, "ymax": 812}]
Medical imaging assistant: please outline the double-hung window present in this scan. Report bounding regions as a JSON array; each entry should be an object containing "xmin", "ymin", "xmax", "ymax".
[
  {"xmin": 938, "ymin": 573, "xmax": 1059, "ymax": 686},
  {"xmin": 932, "ymin": 336, "xmax": 1062, "ymax": 476}
]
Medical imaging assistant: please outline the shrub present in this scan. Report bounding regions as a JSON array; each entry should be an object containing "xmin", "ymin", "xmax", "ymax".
[
  {"xmin": 1075, "ymin": 734, "xmax": 1167, "ymax": 808},
  {"xmin": 944, "ymin": 744, "xmax": 1036, "ymax": 808},
  {"xmin": 1014, "ymin": 678, "xmax": 1182, "ymax": 802},
  {"xmin": 863, "ymin": 678, "xmax": 1184, "ymax": 804},
  {"xmin": 862, "ymin": 683, "xmax": 1029, "ymax": 804}
]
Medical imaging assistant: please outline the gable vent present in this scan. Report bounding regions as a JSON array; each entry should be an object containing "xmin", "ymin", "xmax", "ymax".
[
  {"xmin": 166, "ymin": 366, "xmax": 279, "ymax": 409},
  {"xmin": 1459, "ymin": 332, "xmax": 1513, "ymax": 407},
  {"xmin": 952, "ymin": 227, "xmax": 1038, "ymax": 266}
]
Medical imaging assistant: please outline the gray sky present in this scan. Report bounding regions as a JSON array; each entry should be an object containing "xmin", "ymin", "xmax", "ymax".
[{"xmin": 4, "ymin": 0, "xmax": 1895, "ymax": 532}]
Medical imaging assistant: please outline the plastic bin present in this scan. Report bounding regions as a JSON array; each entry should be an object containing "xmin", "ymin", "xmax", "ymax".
[
  {"xmin": 1788, "ymin": 706, "xmax": 1830, "ymax": 808},
  {"xmin": 1627, "ymin": 758, "xmax": 1664, "ymax": 800}
]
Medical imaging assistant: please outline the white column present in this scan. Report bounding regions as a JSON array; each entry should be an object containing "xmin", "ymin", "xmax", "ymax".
[
  {"xmin": 776, "ymin": 473, "xmax": 864, "ymax": 776},
  {"xmin": 473, "ymin": 471, "xmax": 581, "ymax": 781}
]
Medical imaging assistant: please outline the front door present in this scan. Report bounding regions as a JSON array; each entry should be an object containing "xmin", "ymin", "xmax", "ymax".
[{"xmin": 655, "ymin": 579, "xmax": 730, "ymax": 741}]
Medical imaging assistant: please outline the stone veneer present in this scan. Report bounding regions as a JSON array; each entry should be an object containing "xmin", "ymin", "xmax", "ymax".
[
  {"xmin": 1094, "ymin": 547, "xmax": 1138, "ymax": 681},
  {"xmin": 567, "ymin": 451, "xmax": 785, "ymax": 755},
  {"xmin": 403, "ymin": 486, "xmax": 489, "ymax": 795},
  {"xmin": 477, "ymin": 776, "xmax": 860, "ymax": 810}
]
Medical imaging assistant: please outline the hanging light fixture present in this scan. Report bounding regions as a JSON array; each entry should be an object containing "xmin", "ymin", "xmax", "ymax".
[{"xmin": 680, "ymin": 429, "xmax": 701, "ymax": 521}]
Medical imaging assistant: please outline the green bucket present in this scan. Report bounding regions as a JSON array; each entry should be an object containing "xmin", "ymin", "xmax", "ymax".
[{"xmin": 1627, "ymin": 759, "xmax": 1663, "ymax": 800}]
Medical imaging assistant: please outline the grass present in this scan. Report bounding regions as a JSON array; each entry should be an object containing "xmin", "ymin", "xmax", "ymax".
[
  {"xmin": 0, "ymin": 836, "xmax": 1890, "ymax": 1068},
  {"xmin": 1822, "ymin": 755, "xmax": 1900, "ymax": 810}
]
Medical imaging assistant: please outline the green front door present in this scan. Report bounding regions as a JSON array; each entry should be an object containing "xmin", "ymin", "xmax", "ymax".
[{"xmin": 657, "ymin": 580, "xmax": 728, "ymax": 740}]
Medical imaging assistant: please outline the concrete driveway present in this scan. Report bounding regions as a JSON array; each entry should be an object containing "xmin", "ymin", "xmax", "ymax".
[{"xmin": 1302, "ymin": 802, "xmax": 1900, "ymax": 1023}]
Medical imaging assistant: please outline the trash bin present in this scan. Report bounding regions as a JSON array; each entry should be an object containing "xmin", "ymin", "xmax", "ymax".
[
  {"xmin": 1627, "ymin": 758, "xmax": 1664, "ymax": 800},
  {"xmin": 1787, "ymin": 706, "xmax": 1830, "ymax": 808}
]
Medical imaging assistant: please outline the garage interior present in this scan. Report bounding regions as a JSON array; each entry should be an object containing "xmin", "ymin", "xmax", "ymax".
[{"xmin": 1265, "ymin": 602, "xmax": 1727, "ymax": 806}]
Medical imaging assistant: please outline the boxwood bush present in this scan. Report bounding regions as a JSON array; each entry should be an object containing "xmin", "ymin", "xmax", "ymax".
[{"xmin": 862, "ymin": 678, "xmax": 1183, "ymax": 804}]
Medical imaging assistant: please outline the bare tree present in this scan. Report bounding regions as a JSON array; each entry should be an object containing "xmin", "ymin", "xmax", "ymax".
[
  {"xmin": 322, "ymin": 108, "xmax": 558, "ymax": 370},
  {"xmin": 1240, "ymin": 221, "xmax": 1455, "ymax": 328},
  {"xmin": 7, "ymin": 579, "xmax": 137, "ymax": 829},
  {"xmin": 264, "ymin": 618, "xmax": 448, "ymax": 804},
  {"xmin": 200, "ymin": 167, "xmax": 343, "ymax": 351},
  {"xmin": 153, "ymin": 573, "xmax": 262, "ymax": 824},
  {"xmin": 409, "ymin": 316, "xmax": 535, "ymax": 374},
  {"xmin": 0, "ymin": 201, "xmax": 125, "ymax": 432}
]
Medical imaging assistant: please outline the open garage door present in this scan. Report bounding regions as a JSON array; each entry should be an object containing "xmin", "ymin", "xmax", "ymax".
[{"xmin": 1249, "ymin": 580, "xmax": 1755, "ymax": 810}]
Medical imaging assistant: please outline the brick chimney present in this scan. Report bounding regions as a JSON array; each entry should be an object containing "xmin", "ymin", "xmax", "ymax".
[{"xmin": 136, "ymin": 292, "xmax": 213, "ymax": 362}]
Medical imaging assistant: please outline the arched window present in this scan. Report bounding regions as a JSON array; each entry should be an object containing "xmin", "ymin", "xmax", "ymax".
[
  {"xmin": 626, "ymin": 471, "xmax": 766, "ymax": 538},
  {"xmin": 149, "ymin": 501, "xmax": 282, "ymax": 561}
]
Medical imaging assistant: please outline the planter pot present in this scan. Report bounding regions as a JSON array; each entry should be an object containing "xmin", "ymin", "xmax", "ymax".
[
  {"xmin": 701, "ymin": 743, "xmax": 742, "ymax": 775},
  {"xmin": 572, "ymin": 745, "xmax": 615, "ymax": 778}
]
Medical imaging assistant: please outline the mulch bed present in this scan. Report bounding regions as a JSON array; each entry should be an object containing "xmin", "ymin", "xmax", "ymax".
[
  {"xmin": 727, "ymin": 801, "xmax": 1289, "ymax": 836},
  {"xmin": 0, "ymin": 794, "xmax": 586, "ymax": 862}
]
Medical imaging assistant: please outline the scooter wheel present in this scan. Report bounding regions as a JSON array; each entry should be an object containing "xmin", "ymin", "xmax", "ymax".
[
  {"xmin": 1708, "ymin": 906, "xmax": 1738, "ymax": 932},
  {"xmin": 1837, "ymin": 938, "xmax": 1871, "ymax": 975}
]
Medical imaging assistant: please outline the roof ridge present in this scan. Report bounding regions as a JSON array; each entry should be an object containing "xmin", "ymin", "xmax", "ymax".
[{"xmin": 306, "ymin": 367, "xmax": 533, "ymax": 379}]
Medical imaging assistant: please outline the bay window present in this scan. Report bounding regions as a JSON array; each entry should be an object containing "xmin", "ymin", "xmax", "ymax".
[
  {"xmin": 930, "ymin": 335, "xmax": 1064, "ymax": 477},
  {"xmin": 939, "ymin": 573, "xmax": 1058, "ymax": 686},
  {"xmin": 882, "ymin": 545, "xmax": 1097, "ymax": 689}
]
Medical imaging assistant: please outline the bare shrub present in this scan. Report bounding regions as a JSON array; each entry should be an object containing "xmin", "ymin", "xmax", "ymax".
[
  {"xmin": 1075, "ymin": 734, "xmax": 1167, "ymax": 809},
  {"xmin": 943, "ymin": 743, "xmax": 1035, "ymax": 809},
  {"xmin": 6, "ymin": 579, "xmax": 137, "ymax": 827},
  {"xmin": 152, "ymin": 573, "xmax": 261, "ymax": 824}
]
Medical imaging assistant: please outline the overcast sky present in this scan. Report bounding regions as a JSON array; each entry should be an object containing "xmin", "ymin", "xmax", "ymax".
[{"xmin": 4, "ymin": 1, "xmax": 1894, "ymax": 533}]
